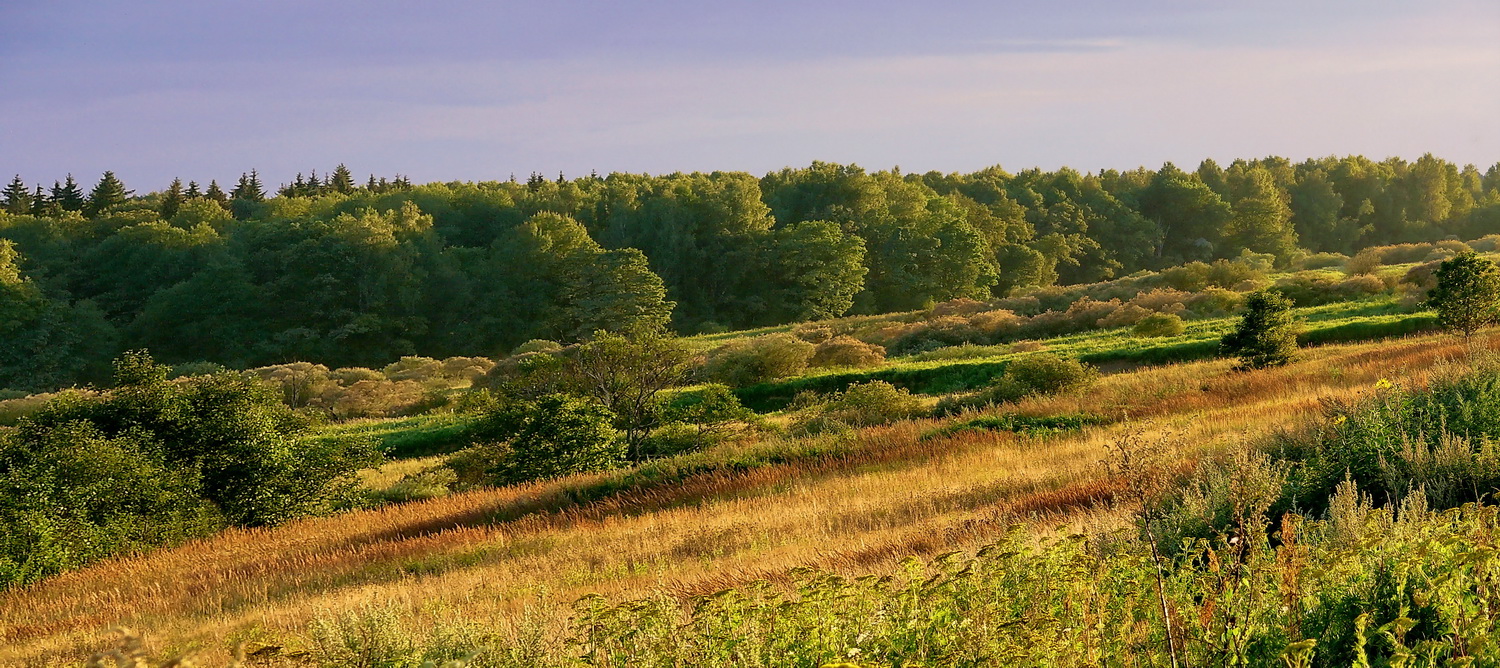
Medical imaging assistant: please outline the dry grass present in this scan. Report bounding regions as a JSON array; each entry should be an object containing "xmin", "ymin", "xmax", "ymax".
[{"xmin": 0, "ymin": 332, "xmax": 1484, "ymax": 666}]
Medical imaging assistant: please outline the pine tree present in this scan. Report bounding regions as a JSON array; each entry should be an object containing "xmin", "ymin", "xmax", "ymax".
[
  {"xmin": 204, "ymin": 180, "xmax": 228, "ymax": 206},
  {"xmin": 305, "ymin": 170, "xmax": 322, "ymax": 195},
  {"xmin": 52, "ymin": 174, "xmax": 85, "ymax": 211},
  {"xmin": 29, "ymin": 184, "xmax": 51, "ymax": 216},
  {"xmin": 2, "ymin": 175, "xmax": 32, "ymax": 214},
  {"xmin": 231, "ymin": 170, "xmax": 265, "ymax": 202},
  {"xmin": 160, "ymin": 177, "xmax": 185, "ymax": 219},
  {"xmin": 185, "ymin": 180, "xmax": 202, "ymax": 199},
  {"xmin": 84, "ymin": 171, "xmax": 132, "ymax": 216},
  {"xmin": 366, "ymin": 175, "xmax": 379, "ymax": 192},
  {"xmin": 330, "ymin": 164, "xmax": 354, "ymax": 194},
  {"xmin": 1220, "ymin": 290, "xmax": 1299, "ymax": 369}
]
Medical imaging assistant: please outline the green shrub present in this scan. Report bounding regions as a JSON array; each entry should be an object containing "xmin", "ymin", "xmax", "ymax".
[
  {"xmin": 703, "ymin": 334, "xmax": 815, "ymax": 387},
  {"xmin": 809, "ymin": 336, "xmax": 886, "ymax": 368},
  {"xmin": 461, "ymin": 395, "xmax": 624, "ymax": 485},
  {"xmin": 987, "ymin": 354, "xmax": 1098, "ymax": 403},
  {"xmin": 791, "ymin": 381, "xmax": 925, "ymax": 434},
  {"xmin": 1132, "ymin": 313, "xmax": 1185, "ymax": 338},
  {"xmin": 512, "ymin": 339, "xmax": 563, "ymax": 355}
]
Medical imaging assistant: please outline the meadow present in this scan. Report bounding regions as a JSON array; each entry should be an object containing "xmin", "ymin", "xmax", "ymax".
[{"xmin": 1, "ymin": 324, "xmax": 1481, "ymax": 665}]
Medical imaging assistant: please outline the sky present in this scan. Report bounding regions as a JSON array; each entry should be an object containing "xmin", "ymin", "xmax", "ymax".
[{"xmin": 2, "ymin": 1, "xmax": 1498, "ymax": 192}]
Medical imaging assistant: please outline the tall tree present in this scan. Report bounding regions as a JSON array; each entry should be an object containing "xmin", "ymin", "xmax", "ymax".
[
  {"xmin": 29, "ymin": 184, "xmax": 52, "ymax": 216},
  {"xmin": 330, "ymin": 164, "xmax": 355, "ymax": 194},
  {"xmin": 185, "ymin": 180, "xmax": 202, "ymax": 199},
  {"xmin": 51, "ymin": 175, "xmax": 85, "ymax": 211},
  {"xmin": 85, "ymin": 171, "xmax": 132, "ymax": 216},
  {"xmin": 2, "ymin": 176, "xmax": 32, "ymax": 215},
  {"xmin": 230, "ymin": 170, "xmax": 266, "ymax": 202},
  {"xmin": 1225, "ymin": 165, "xmax": 1298, "ymax": 264},
  {"xmin": 160, "ymin": 178, "xmax": 186, "ymax": 220},
  {"xmin": 204, "ymin": 180, "xmax": 228, "ymax": 206}
]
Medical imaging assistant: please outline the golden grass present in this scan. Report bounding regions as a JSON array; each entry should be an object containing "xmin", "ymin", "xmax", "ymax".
[{"xmin": 0, "ymin": 332, "xmax": 1485, "ymax": 666}]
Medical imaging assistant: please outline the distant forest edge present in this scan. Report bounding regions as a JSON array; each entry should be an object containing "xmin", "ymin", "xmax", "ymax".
[{"xmin": 2, "ymin": 155, "xmax": 1498, "ymax": 392}]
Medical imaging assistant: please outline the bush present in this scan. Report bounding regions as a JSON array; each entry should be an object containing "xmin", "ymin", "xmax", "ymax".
[
  {"xmin": 1295, "ymin": 252, "xmax": 1349, "ymax": 271},
  {"xmin": 512, "ymin": 339, "xmax": 563, "ymax": 355},
  {"xmin": 383, "ymin": 356, "xmax": 442, "ymax": 382},
  {"xmin": 0, "ymin": 352, "xmax": 377, "ymax": 586},
  {"xmin": 1132, "ymin": 313, "xmax": 1185, "ymax": 338},
  {"xmin": 1346, "ymin": 247, "xmax": 1384, "ymax": 275},
  {"xmin": 981, "ymin": 354, "xmax": 1098, "ymax": 404},
  {"xmin": 810, "ymin": 336, "xmax": 886, "ymax": 368},
  {"xmin": 791, "ymin": 381, "xmax": 925, "ymax": 434},
  {"xmin": 703, "ymin": 334, "xmax": 816, "ymax": 386},
  {"xmin": 461, "ymin": 395, "xmax": 624, "ymax": 485}
]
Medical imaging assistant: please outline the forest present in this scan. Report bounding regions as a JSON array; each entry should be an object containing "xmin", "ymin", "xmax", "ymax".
[{"xmin": 3, "ymin": 155, "xmax": 1499, "ymax": 394}]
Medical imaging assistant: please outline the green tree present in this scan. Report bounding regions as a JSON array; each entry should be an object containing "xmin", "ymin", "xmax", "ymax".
[
  {"xmin": 28, "ymin": 184, "xmax": 52, "ymax": 216},
  {"xmin": 2, "ymin": 176, "xmax": 31, "ymax": 215},
  {"xmin": 1139, "ymin": 163, "xmax": 1231, "ymax": 264},
  {"xmin": 51, "ymin": 175, "xmax": 85, "ymax": 211},
  {"xmin": 760, "ymin": 220, "xmax": 867, "ymax": 322},
  {"xmin": 330, "ymin": 164, "xmax": 355, "ymax": 194},
  {"xmin": 1220, "ymin": 290, "xmax": 1299, "ymax": 369},
  {"xmin": 84, "ymin": 171, "xmax": 133, "ymax": 217},
  {"xmin": 0, "ymin": 241, "xmax": 117, "ymax": 391},
  {"xmin": 467, "ymin": 394, "xmax": 623, "ymax": 485},
  {"xmin": 159, "ymin": 177, "xmax": 186, "ymax": 219},
  {"xmin": 204, "ymin": 180, "xmax": 229, "ymax": 206},
  {"xmin": 1225, "ymin": 165, "xmax": 1298, "ymax": 264},
  {"xmin": 568, "ymin": 328, "xmax": 697, "ymax": 460},
  {"xmin": 1425, "ymin": 251, "xmax": 1500, "ymax": 345}
]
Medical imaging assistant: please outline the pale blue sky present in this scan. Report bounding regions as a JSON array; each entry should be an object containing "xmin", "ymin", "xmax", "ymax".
[{"xmin": 2, "ymin": 1, "xmax": 1497, "ymax": 191}]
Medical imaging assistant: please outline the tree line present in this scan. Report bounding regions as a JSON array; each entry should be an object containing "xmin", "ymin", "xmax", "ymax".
[{"xmin": 1, "ymin": 155, "xmax": 1498, "ymax": 392}]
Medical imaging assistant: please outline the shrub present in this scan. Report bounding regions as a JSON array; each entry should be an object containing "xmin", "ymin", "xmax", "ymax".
[
  {"xmin": 791, "ymin": 381, "xmax": 925, "ymax": 434},
  {"xmin": 462, "ymin": 395, "xmax": 623, "ymax": 485},
  {"xmin": 969, "ymin": 309, "xmax": 1024, "ymax": 337},
  {"xmin": 981, "ymin": 354, "xmax": 1098, "ymax": 404},
  {"xmin": 329, "ymin": 366, "xmax": 384, "ymax": 386},
  {"xmin": 248, "ymin": 361, "xmax": 334, "ymax": 408},
  {"xmin": 168, "ymin": 361, "xmax": 226, "ymax": 379},
  {"xmin": 1425, "ymin": 251, "xmax": 1500, "ymax": 341},
  {"xmin": 439, "ymin": 356, "xmax": 495, "ymax": 381},
  {"xmin": 1469, "ymin": 234, "xmax": 1500, "ymax": 253},
  {"xmin": 1133, "ymin": 313, "xmax": 1186, "ymax": 338},
  {"xmin": 512, "ymin": 339, "xmax": 563, "ymax": 355},
  {"xmin": 1097, "ymin": 303, "xmax": 1153, "ymax": 328},
  {"xmin": 929, "ymin": 298, "xmax": 989, "ymax": 317},
  {"xmin": 1346, "ymin": 247, "xmax": 1384, "ymax": 275},
  {"xmin": 703, "ymin": 334, "xmax": 816, "ymax": 386},
  {"xmin": 1295, "ymin": 252, "xmax": 1349, "ymax": 271},
  {"xmin": 1221, "ymin": 291, "xmax": 1299, "ymax": 369},
  {"xmin": 383, "ymin": 356, "xmax": 442, "ymax": 382},
  {"xmin": 329, "ymin": 379, "xmax": 428, "ymax": 419},
  {"xmin": 810, "ymin": 336, "xmax": 886, "ymax": 368},
  {"xmin": 1129, "ymin": 288, "xmax": 1191, "ymax": 314},
  {"xmin": 790, "ymin": 322, "xmax": 836, "ymax": 343}
]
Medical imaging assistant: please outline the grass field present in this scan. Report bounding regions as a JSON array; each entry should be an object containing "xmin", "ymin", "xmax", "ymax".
[{"xmin": 0, "ymin": 325, "xmax": 1480, "ymax": 665}]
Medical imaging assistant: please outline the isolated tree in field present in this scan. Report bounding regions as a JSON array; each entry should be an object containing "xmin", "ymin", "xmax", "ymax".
[
  {"xmin": 569, "ymin": 328, "xmax": 697, "ymax": 460},
  {"xmin": 1425, "ymin": 251, "xmax": 1500, "ymax": 345},
  {"xmin": 1221, "ymin": 290, "xmax": 1299, "ymax": 369}
]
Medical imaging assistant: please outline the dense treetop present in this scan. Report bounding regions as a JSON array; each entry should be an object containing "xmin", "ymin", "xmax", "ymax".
[{"xmin": 1, "ymin": 155, "xmax": 1497, "ymax": 391}]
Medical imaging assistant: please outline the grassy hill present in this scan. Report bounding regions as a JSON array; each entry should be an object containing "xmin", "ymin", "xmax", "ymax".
[{"xmin": 0, "ymin": 325, "xmax": 1482, "ymax": 665}]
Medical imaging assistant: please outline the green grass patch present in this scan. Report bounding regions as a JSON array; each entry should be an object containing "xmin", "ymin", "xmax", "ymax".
[
  {"xmin": 308, "ymin": 413, "xmax": 475, "ymax": 459},
  {"xmin": 922, "ymin": 412, "xmax": 1109, "ymax": 440}
]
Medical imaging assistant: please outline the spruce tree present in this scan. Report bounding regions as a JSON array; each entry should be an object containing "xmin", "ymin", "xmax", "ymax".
[
  {"xmin": 204, "ymin": 180, "xmax": 228, "ymax": 206},
  {"xmin": 160, "ymin": 177, "xmax": 185, "ymax": 219},
  {"xmin": 85, "ymin": 171, "xmax": 133, "ymax": 216},
  {"xmin": 305, "ymin": 170, "xmax": 322, "ymax": 195},
  {"xmin": 230, "ymin": 171, "xmax": 265, "ymax": 202},
  {"xmin": 185, "ymin": 180, "xmax": 202, "ymax": 199},
  {"xmin": 29, "ymin": 184, "xmax": 50, "ymax": 216},
  {"xmin": 52, "ymin": 174, "xmax": 85, "ymax": 211},
  {"xmin": 1220, "ymin": 290, "xmax": 1299, "ymax": 369},
  {"xmin": 366, "ymin": 174, "xmax": 378, "ymax": 191},
  {"xmin": 330, "ymin": 164, "xmax": 354, "ymax": 194},
  {"xmin": 2, "ymin": 175, "xmax": 32, "ymax": 214}
]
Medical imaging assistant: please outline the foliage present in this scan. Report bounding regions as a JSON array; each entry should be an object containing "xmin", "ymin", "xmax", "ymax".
[
  {"xmin": 808, "ymin": 335, "xmax": 886, "ymax": 368},
  {"xmin": 1424, "ymin": 251, "xmax": 1500, "ymax": 341},
  {"xmin": 981, "ymin": 353, "xmax": 1098, "ymax": 405},
  {"xmin": 703, "ymin": 333, "xmax": 816, "ymax": 386},
  {"xmin": 0, "ymin": 351, "xmax": 377, "ymax": 586},
  {"xmin": 1132, "ymin": 312, "xmax": 1185, "ymax": 338},
  {"xmin": 458, "ymin": 394, "xmax": 623, "ymax": 486},
  {"xmin": 791, "ymin": 380, "xmax": 925, "ymax": 434},
  {"xmin": 1221, "ymin": 290, "xmax": 1300, "ymax": 369}
]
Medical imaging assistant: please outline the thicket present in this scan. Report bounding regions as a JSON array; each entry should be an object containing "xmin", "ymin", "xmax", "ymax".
[
  {"xmin": 0, "ymin": 352, "xmax": 377, "ymax": 587},
  {"xmin": 4, "ymin": 154, "xmax": 1498, "ymax": 392}
]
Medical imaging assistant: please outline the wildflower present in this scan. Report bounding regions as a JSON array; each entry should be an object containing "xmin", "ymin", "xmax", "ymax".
[
  {"xmin": 1334, "ymin": 416, "xmax": 1348, "ymax": 425},
  {"xmin": 1376, "ymin": 378, "xmax": 1394, "ymax": 389}
]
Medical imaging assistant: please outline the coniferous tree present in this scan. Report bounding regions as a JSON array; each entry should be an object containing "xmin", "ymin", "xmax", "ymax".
[
  {"xmin": 305, "ymin": 170, "xmax": 322, "ymax": 195},
  {"xmin": 1221, "ymin": 290, "xmax": 1299, "ymax": 369},
  {"xmin": 84, "ymin": 171, "xmax": 132, "ymax": 216},
  {"xmin": 185, "ymin": 180, "xmax": 202, "ymax": 199},
  {"xmin": 204, "ymin": 180, "xmax": 228, "ymax": 206},
  {"xmin": 231, "ymin": 171, "xmax": 265, "ymax": 202},
  {"xmin": 330, "ymin": 164, "xmax": 354, "ymax": 194},
  {"xmin": 52, "ymin": 174, "xmax": 86, "ymax": 211},
  {"xmin": 2, "ymin": 175, "xmax": 32, "ymax": 214},
  {"xmin": 29, "ymin": 184, "xmax": 51, "ymax": 216},
  {"xmin": 160, "ymin": 178, "xmax": 186, "ymax": 219},
  {"xmin": 366, "ymin": 175, "xmax": 379, "ymax": 191}
]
